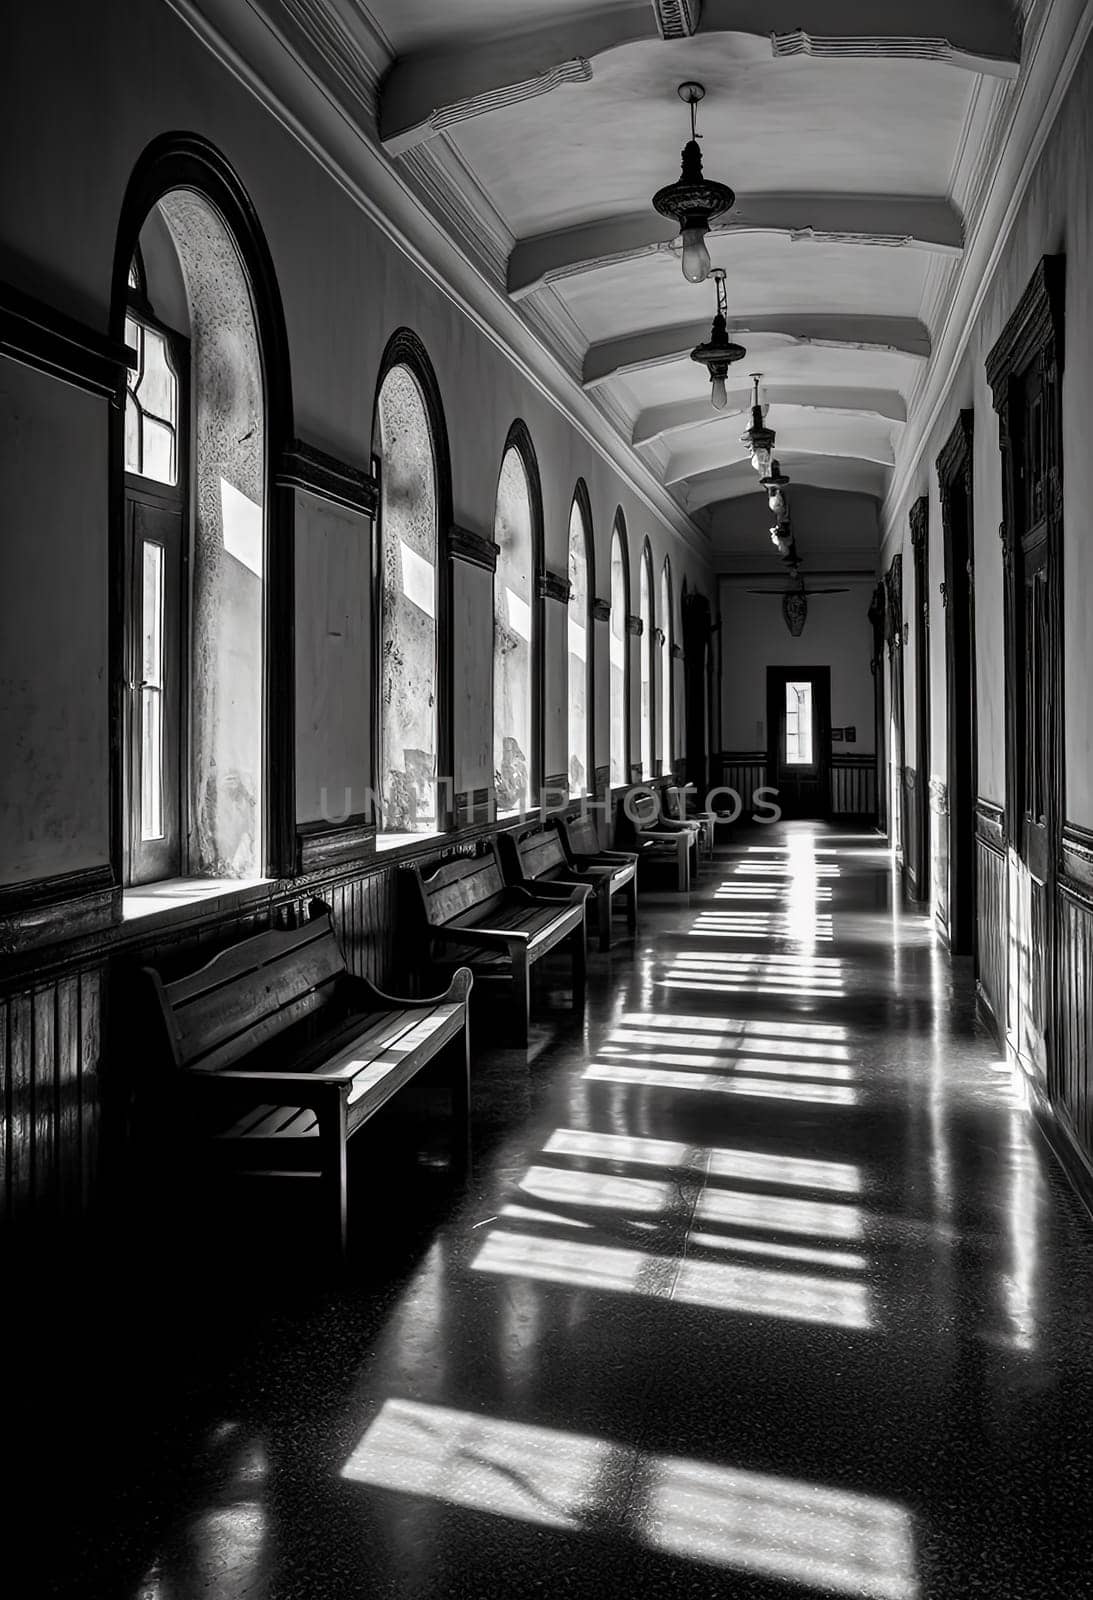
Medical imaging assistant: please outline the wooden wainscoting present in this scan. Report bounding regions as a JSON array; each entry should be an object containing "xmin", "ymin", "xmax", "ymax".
[
  {"xmin": 830, "ymin": 754, "xmax": 877, "ymax": 820},
  {"xmin": 0, "ymin": 965, "xmax": 105, "ymax": 1227},
  {"xmin": 1057, "ymin": 878, "xmax": 1093, "ymax": 1171},
  {"xmin": 714, "ymin": 752, "xmax": 768, "ymax": 809},
  {"xmin": 975, "ymin": 800, "xmax": 1007, "ymax": 1037}
]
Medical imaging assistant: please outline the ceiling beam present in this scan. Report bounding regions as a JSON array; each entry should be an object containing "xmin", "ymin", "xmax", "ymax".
[
  {"xmin": 508, "ymin": 197, "xmax": 963, "ymax": 298},
  {"xmin": 583, "ymin": 316, "xmax": 931, "ymax": 386},
  {"xmin": 664, "ymin": 431, "xmax": 895, "ymax": 486},
  {"xmin": 378, "ymin": 2, "xmax": 1020, "ymax": 155},
  {"xmin": 682, "ymin": 455, "xmax": 889, "ymax": 508},
  {"xmin": 633, "ymin": 388, "xmax": 908, "ymax": 446}
]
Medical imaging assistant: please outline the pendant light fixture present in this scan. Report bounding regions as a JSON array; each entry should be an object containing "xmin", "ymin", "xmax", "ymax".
[
  {"xmin": 741, "ymin": 373, "xmax": 777, "ymax": 474},
  {"xmin": 653, "ymin": 82, "xmax": 736, "ymax": 284},
  {"xmin": 761, "ymin": 459, "xmax": 791, "ymax": 519},
  {"xmin": 689, "ymin": 268, "xmax": 746, "ymax": 410}
]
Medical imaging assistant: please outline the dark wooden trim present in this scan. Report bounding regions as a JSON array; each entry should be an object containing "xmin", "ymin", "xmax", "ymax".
[
  {"xmin": 592, "ymin": 597, "xmax": 611, "ymax": 622},
  {"xmin": 937, "ymin": 408, "xmax": 974, "ymax": 490},
  {"xmin": 449, "ymin": 523, "xmax": 499, "ymax": 571},
  {"xmin": 0, "ymin": 280, "xmax": 133, "ymax": 400},
  {"xmin": 109, "ymin": 132, "xmax": 297, "ymax": 882},
  {"xmin": 975, "ymin": 798, "xmax": 1006, "ymax": 853},
  {"xmin": 0, "ymin": 865, "xmax": 121, "ymax": 956},
  {"xmin": 296, "ymin": 815, "xmax": 377, "ymax": 874},
  {"xmin": 276, "ymin": 440, "xmax": 377, "ymax": 516},
  {"xmin": 538, "ymin": 569, "xmax": 571, "ymax": 603},
  {"xmin": 986, "ymin": 255, "xmax": 1067, "ymax": 399},
  {"xmin": 937, "ymin": 408, "xmax": 977, "ymax": 958},
  {"xmin": 625, "ymin": 613, "xmax": 643, "ymax": 636},
  {"xmin": 1026, "ymin": 1071, "xmax": 1093, "ymax": 1227},
  {"xmin": 1061, "ymin": 822, "xmax": 1093, "ymax": 898}
]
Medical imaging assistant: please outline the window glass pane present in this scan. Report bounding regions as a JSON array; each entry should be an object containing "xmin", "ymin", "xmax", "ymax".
[
  {"xmin": 138, "ymin": 326, "xmax": 177, "ymax": 425},
  {"xmin": 142, "ymin": 417, "xmax": 175, "ymax": 484},
  {"xmin": 610, "ymin": 528, "xmax": 627, "ymax": 787},
  {"xmin": 494, "ymin": 445, "xmax": 534, "ymax": 814},
  {"xmin": 140, "ymin": 541, "xmax": 165, "ymax": 841},
  {"xmin": 125, "ymin": 318, "xmax": 142, "ymax": 390},
  {"xmin": 660, "ymin": 565, "xmax": 672, "ymax": 773},
  {"xmin": 567, "ymin": 498, "xmax": 588, "ymax": 797},
  {"xmin": 785, "ymin": 681, "xmax": 813, "ymax": 767},
  {"xmin": 124, "ymin": 397, "xmax": 141, "ymax": 475},
  {"xmin": 376, "ymin": 364, "xmax": 438, "ymax": 834},
  {"xmin": 639, "ymin": 553, "xmax": 653, "ymax": 778}
]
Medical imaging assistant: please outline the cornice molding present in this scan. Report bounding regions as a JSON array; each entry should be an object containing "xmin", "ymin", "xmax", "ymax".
[
  {"xmin": 449, "ymin": 523, "xmax": 500, "ymax": 571},
  {"xmin": 276, "ymin": 438, "xmax": 378, "ymax": 515},
  {"xmin": 538, "ymin": 569, "xmax": 571, "ymax": 603},
  {"xmin": 883, "ymin": 0, "xmax": 1093, "ymax": 540},
  {"xmin": 159, "ymin": 0, "xmax": 710, "ymax": 562},
  {"xmin": 0, "ymin": 280, "xmax": 132, "ymax": 401}
]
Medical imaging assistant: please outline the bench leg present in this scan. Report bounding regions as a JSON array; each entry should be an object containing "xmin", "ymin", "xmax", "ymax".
[
  {"xmin": 317, "ymin": 1091, "xmax": 349, "ymax": 1262},
  {"xmin": 449, "ymin": 1026, "xmax": 472, "ymax": 1175},
  {"xmin": 511, "ymin": 950, "xmax": 531, "ymax": 1046},
  {"xmin": 677, "ymin": 839, "xmax": 690, "ymax": 893},
  {"xmin": 571, "ymin": 922, "xmax": 587, "ymax": 1006},
  {"xmin": 597, "ymin": 885, "xmax": 611, "ymax": 951},
  {"xmin": 626, "ymin": 878, "xmax": 638, "ymax": 936}
]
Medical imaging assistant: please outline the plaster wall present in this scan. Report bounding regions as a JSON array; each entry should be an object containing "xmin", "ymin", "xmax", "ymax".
[
  {"xmin": 0, "ymin": 0, "xmax": 710, "ymax": 888},
  {"xmin": 719, "ymin": 578, "xmax": 876, "ymax": 756}
]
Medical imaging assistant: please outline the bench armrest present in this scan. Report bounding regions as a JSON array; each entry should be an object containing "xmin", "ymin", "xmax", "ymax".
[
  {"xmin": 345, "ymin": 967, "xmax": 473, "ymax": 1010},
  {"xmin": 527, "ymin": 880, "xmax": 594, "ymax": 904},
  {"xmin": 645, "ymin": 818, "xmax": 698, "ymax": 835},
  {"xmin": 195, "ymin": 1069, "xmax": 354, "ymax": 1098},
  {"xmin": 433, "ymin": 923, "xmax": 531, "ymax": 949},
  {"xmin": 640, "ymin": 828, "xmax": 690, "ymax": 844}
]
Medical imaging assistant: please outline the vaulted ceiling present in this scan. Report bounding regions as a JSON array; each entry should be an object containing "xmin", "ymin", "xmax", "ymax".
[
  {"xmin": 353, "ymin": 0, "xmax": 1033, "ymax": 554},
  {"xmin": 211, "ymin": 0, "xmax": 1051, "ymax": 562}
]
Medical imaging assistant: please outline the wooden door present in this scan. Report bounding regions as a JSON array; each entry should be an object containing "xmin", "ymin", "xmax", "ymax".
[
  {"xmin": 937, "ymin": 413, "xmax": 977, "ymax": 957},
  {"xmin": 766, "ymin": 667, "xmax": 831, "ymax": 819}
]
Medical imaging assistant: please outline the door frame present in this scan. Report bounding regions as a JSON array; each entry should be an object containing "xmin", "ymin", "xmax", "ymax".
[
  {"xmin": 766, "ymin": 665, "xmax": 832, "ymax": 819},
  {"xmin": 937, "ymin": 410, "xmax": 977, "ymax": 958}
]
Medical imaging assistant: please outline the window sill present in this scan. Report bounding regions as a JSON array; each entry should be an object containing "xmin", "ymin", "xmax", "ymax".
[
  {"xmin": 375, "ymin": 830, "xmax": 442, "ymax": 854},
  {"xmin": 122, "ymin": 875, "xmax": 273, "ymax": 933}
]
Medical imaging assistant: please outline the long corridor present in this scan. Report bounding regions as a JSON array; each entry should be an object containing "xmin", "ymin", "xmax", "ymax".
[{"xmin": 46, "ymin": 825, "xmax": 1093, "ymax": 1599}]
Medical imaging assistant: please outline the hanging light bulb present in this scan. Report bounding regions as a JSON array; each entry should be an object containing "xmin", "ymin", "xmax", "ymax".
[
  {"xmin": 680, "ymin": 226, "xmax": 712, "ymax": 284},
  {"xmin": 740, "ymin": 373, "xmax": 776, "ymax": 474},
  {"xmin": 652, "ymin": 83, "xmax": 736, "ymax": 285},
  {"xmin": 761, "ymin": 459, "xmax": 791, "ymax": 517},
  {"xmin": 689, "ymin": 268, "xmax": 746, "ymax": 411}
]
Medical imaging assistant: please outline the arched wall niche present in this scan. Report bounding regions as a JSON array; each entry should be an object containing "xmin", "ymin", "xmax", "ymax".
[
  {"xmin": 108, "ymin": 132, "xmax": 295, "ymax": 880},
  {"xmin": 493, "ymin": 418, "xmax": 544, "ymax": 813},
  {"xmin": 371, "ymin": 326, "xmax": 453, "ymax": 834}
]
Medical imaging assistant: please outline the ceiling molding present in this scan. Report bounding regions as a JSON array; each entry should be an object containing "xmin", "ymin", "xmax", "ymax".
[
  {"xmin": 508, "ymin": 196, "xmax": 963, "ymax": 298},
  {"xmin": 882, "ymin": 0, "xmax": 1093, "ymax": 543},
  {"xmin": 633, "ymin": 387, "xmax": 907, "ymax": 446},
  {"xmin": 583, "ymin": 315, "xmax": 932, "ymax": 386},
  {"xmin": 159, "ymin": 0, "xmax": 711, "ymax": 560},
  {"xmin": 377, "ymin": 2, "xmax": 1021, "ymax": 154}
]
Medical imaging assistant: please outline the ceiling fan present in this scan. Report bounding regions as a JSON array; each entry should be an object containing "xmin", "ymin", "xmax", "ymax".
[{"xmin": 744, "ymin": 572, "xmax": 849, "ymax": 637}]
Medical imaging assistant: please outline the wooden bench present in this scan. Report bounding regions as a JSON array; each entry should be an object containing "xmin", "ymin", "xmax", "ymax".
[
  {"xmin": 143, "ymin": 904, "xmax": 472, "ymax": 1259},
  {"xmin": 546, "ymin": 814, "xmax": 639, "ymax": 949},
  {"xmin": 664, "ymin": 782, "xmax": 717, "ymax": 861},
  {"xmin": 617, "ymin": 788, "xmax": 701, "ymax": 892},
  {"xmin": 406, "ymin": 845, "xmax": 589, "ymax": 1044}
]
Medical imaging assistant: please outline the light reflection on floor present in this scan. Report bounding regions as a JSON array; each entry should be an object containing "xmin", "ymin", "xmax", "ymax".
[{"xmin": 342, "ymin": 1399, "xmax": 916, "ymax": 1599}]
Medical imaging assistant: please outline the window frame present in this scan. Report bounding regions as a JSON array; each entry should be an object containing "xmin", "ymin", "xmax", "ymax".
[
  {"xmin": 639, "ymin": 539, "xmax": 655, "ymax": 780},
  {"xmin": 660, "ymin": 556, "xmax": 674, "ymax": 778},
  {"xmin": 492, "ymin": 419, "xmax": 544, "ymax": 815},
  {"xmin": 371, "ymin": 334, "xmax": 452, "ymax": 839},
  {"xmin": 609, "ymin": 510, "xmax": 631, "ymax": 790},
  {"xmin": 567, "ymin": 479, "xmax": 595, "ymax": 798}
]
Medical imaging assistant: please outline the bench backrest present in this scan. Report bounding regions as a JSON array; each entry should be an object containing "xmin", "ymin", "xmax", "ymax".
[
  {"xmin": 511, "ymin": 829, "xmax": 568, "ymax": 881},
  {"xmin": 412, "ymin": 848, "xmax": 507, "ymax": 927},
  {"xmin": 662, "ymin": 784, "xmax": 694, "ymax": 821},
  {"xmin": 146, "ymin": 910, "xmax": 347, "ymax": 1075},
  {"xmin": 629, "ymin": 792, "xmax": 661, "ymax": 831},
  {"xmin": 556, "ymin": 814, "xmax": 601, "ymax": 859}
]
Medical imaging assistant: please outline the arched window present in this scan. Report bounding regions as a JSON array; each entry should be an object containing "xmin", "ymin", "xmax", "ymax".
[
  {"xmin": 373, "ymin": 356, "xmax": 440, "ymax": 836},
  {"xmin": 567, "ymin": 483, "xmax": 594, "ymax": 797},
  {"xmin": 639, "ymin": 541, "xmax": 654, "ymax": 779},
  {"xmin": 112, "ymin": 140, "xmax": 292, "ymax": 887},
  {"xmin": 609, "ymin": 514, "xmax": 629, "ymax": 788},
  {"xmin": 494, "ymin": 424, "xmax": 542, "ymax": 815},
  {"xmin": 660, "ymin": 557, "xmax": 674, "ymax": 777}
]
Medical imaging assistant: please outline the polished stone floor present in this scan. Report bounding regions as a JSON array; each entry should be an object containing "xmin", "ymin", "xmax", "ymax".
[{"xmin": 25, "ymin": 824, "xmax": 1093, "ymax": 1597}]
